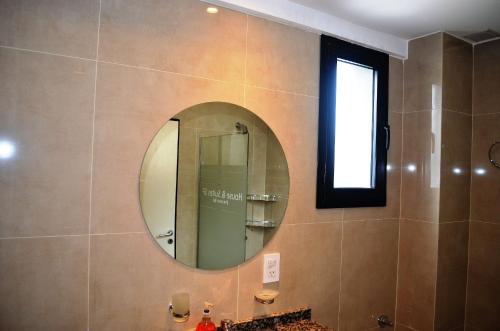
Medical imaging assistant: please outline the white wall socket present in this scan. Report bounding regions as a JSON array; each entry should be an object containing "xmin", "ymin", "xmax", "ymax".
[{"xmin": 263, "ymin": 253, "xmax": 280, "ymax": 283}]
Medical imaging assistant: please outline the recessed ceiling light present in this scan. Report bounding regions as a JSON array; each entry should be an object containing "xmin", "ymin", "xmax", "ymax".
[
  {"xmin": 207, "ymin": 7, "xmax": 218, "ymax": 14},
  {"xmin": 407, "ymin": 164, "xmax": 416, "ymax": 172}
]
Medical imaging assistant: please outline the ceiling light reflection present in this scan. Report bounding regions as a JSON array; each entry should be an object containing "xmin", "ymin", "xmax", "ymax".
[
  {"xmin": 407, "ymin": 164, "xmax": 416, "ymax": 172},
  {"xmin": 0, "ymin": 140, "xmax": 16, "ymax": 159},
  {"xmin": 475, "ymin": 168, "xmax": 486, "ymax": 175}
]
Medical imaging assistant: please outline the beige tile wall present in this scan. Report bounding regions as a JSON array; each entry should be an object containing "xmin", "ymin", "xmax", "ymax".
[
  {"xmin": 0, "ymin": 0, "xmax": 403, "ymax": 330},
  {"xmin": 397, "ymin": 33, "xmax": 442, "ymax": 331},
  {"xmin": 397, "ymin": 33, "xmax": 473, "ymax": 331},
  {"xmin": 435, "ymin": 34, "xmax": 472, "ymax": 331},
  {"xmin": 466, "ymin": 38, "xmax": 500, "ymax": 331}
]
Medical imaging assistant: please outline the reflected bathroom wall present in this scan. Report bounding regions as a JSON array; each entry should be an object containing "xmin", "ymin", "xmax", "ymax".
[
  {"xmin": 174, "ymin": 103, "xmax": 289, "ymax": 268},
  {"xmin": 140, "ymin": 120, "xmax": 179, "ymax": 257},
  {"xmin": 198, "ymin": 133, "xmax": 248, "ymax": 270}
]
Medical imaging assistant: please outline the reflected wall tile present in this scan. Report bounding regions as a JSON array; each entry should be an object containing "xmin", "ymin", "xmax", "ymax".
[
  {"xmin": 435, "ymin": 221, "xmax": 468, "ymax": 331},
  {"xmin": 473, "ymin": 39, "xmax": 500, "ymax": 115},
  {"xmin": 470, "ymin": 113, "xmax": 500, "ymax": 223},
  {"xmin": 466, "ymin": 221, "xmax": 500, "ymax": 331},
  {"xmin": 90, "ymin": 233, "xmax": 238, "ymax": 331},
  {"xmin": 439, "ymin": 111, "xmax": 471, "ymax": 222},
  {"xmin": 0, "ymin": 48, "xmax": 94, "ymax": 237},
  {"xmin": 389, "ymin": 57, "xmax": 404, "ymax": 113},
  {"xmin": 339, "ymin": 220, "xmax": 398, "ymax": 330},
  {"xmin": 99, "ymin": 0, "xmax": 246, "ymax": 83},
  {"xmin": 404, "ymin": 33, "xmax": 443, "ymax": 112},
  {"xmin": 91, "ymin": 62, "xmax": 243, "ymax": 234},
  {"xmin": 344, "ymin": 112, "xmax": 402, "ymax": 221},
  {"xmin": 442, "ymin": 34, "xmax": 472, "ymax": 114},
  {"xmin": 246, "ymin": 16, "xmax": 320, "ymax": 96},
  {"xmin": 401, "ymin": 111, "xmax": 441, "ymax": 222},
  {"xmin": 0, "ymin": 0, "xmax": 99, "ymax": 58},
  {"xmin": 237, "ymin": 222, "xmax": 341, "ymax": 328},
  {"xmin": 396, "ymin": 220, "xmax": 438, "ymax": 331},
  {"xmin": 0, "ymin": 236, "xmax": 88, "ymax": 331}
]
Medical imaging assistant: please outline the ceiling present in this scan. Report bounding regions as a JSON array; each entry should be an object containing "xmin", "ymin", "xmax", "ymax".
[
  {"xmin": 203, "ymin": 0, "xmax": 500, "ymax": 57},
  {"xmin": 290, "ymin": 0, "xmax": 500, "ymax": 40}
]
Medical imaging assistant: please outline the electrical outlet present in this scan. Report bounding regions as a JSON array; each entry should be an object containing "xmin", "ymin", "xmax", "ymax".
[{"xmin": 263, "ymin": 253, "xmax": 280, "ymax": 283}]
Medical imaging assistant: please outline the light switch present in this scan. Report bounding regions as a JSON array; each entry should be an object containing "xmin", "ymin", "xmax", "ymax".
[{"xmin": 263, "ymin": 253, "xmax": 280, "ymax": 283}]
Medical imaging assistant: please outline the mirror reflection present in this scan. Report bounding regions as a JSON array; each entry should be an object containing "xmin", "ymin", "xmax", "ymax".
[{"xmin": 140, "ymin": 102, "xmax": 289, "ymax": 270}]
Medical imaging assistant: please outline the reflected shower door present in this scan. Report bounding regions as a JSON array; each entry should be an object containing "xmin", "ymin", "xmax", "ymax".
[{"xmin": 197, "ymin": 133, "xmax": 248, "ymax": 270}]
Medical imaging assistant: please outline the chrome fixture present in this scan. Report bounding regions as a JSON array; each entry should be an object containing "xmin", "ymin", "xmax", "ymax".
[
  {"xmin": 489, "ymin": 141, "xmax": 500, "ymax": 169},
  {"xmin": 246, "ymin": 219, "xmax": 276, "ymax": 228},
  {"xmin": 156, "ymin": 230, "xmax": 174, "ymax": 238},
  {"xmin": 235, "ymin": 122, "xmax": 248, "ymax": 134},
  {"xmin": 377, "ymin": 315, "xmax": 393, "ymax": 328},
  {"xmin": 220, "ymin": 319, "xmax": 234, "ymax": 331},
  {"xmin": 247, "ymin": 193, "xmax": 278, "ymax": 202}
]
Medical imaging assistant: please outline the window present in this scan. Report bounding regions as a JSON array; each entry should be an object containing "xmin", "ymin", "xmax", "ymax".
[{"xmin": 317, "ymin": 35, "xmax": 389, "ymax": 208}]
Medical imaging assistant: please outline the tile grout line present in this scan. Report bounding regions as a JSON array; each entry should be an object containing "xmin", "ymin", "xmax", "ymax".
[
  {"xmin": 236, "ymin": 14, "xmax": 249, "ymax": 321},
  {"xmin": 336, "ymin": 208, "xmax": 345, "ymax": 331},
  {"xmin": 97, "ymin": 60, "xmax": 319, "ymax": 99},
  {"xmin": 236, "ymin": 265, "xmax": 240, "ymax": 321},
  {"xmin": 0, "ymin": 231, "xmax": 149, "ymax": 240},
  {"xmin": 469, "ymin": 219, "xmax": 500, "ymax": 225},
  {"xmin": 242, "ymin": 14, "xmax": 249, "ymax": 107},
  {"xmin": 0, "ymin": 234, "xmax": 89, "ymax": 240},
  {"xmin": 0, "ymin": 44, "xmax": 96, "ymax": 62},
  {"xmin": 464, "ymin": 43, "xmax": 475, "ymax": 329},
  {"xmin": 88, "ymin": 1, "xmax": 102, "ymax": 330},
  {"xmin": 394, "ymin": 57, "xmax": 405, "ymax": 327},
  {"xmin": 0, "ymin": 45, "xmax": 320, "ymax": 100}
]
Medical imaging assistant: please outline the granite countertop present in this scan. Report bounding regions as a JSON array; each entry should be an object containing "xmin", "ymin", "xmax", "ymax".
[
  {"xmin": 220, "ymin": 308, "xmax": 333, "ymax": 331},
  {"xmin": 276, "ymin": 320, "xmax": 332, "ymax": 331}
]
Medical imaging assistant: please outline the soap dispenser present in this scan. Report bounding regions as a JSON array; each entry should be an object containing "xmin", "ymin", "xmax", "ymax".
[{"xmin": 195, "ymin": 302, "xmax": 216, "ymax": 331}]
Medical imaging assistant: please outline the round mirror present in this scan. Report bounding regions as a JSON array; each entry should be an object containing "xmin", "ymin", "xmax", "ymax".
[{"xmin": 140, "ymin": 102, "xmax": 289, "ymax": 270}]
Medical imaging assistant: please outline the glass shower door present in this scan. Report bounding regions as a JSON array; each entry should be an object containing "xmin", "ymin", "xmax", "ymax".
[{"xmin": 197, "ymin": 133, "xmax": 248, "ymax": 270}]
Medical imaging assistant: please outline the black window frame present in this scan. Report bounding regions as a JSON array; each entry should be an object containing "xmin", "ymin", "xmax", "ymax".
[{"xmin": 317, "ymin": 35, "xmax": 389, "ymax": 209}]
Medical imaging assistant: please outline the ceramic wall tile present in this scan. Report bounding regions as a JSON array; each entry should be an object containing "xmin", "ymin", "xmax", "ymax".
[
  {"xmin": 99, "ymin": 0, "xmax": 246, "ymax": 83},
  {"xmin": 245, "ymin": 16, "xmax": 320, "ymax": 96},
  {"xmin": 0, "ymin": 236, "xmax": 88, "ymax": 331},
  {"xmin": 466, "ymin": 221, "xmax": 500, "ymax": 331},
  {"xmin": 470, "ymin": 113, "xmax": 500, "ymax": 223},
  {"xmin": 0, "ymin": 0, "xmax": 100, "ymax": 58},
  {"xmin": 396, "ymin": 220, "xmax": 438, "ymax": 331},
  {"xmin": 339, "ymin": 220, "xmax": 399, "ymax": 330},
  {"xmin": 439, "ymin": 110, "xmax": 472, "ymax": 222},
  {"xmin": 442, "ymin": 34, "xmax": 472, "ymax": 114},
  {"xmin": 404, "ymin": 33, "xmax": 443, "ymax": 112},
  {"xmin": 0, "ymin": 48, "xmax": 94, "ymax": 237},
  {"xmin": 473, "ymin": 39, "xmax": 500, "ymax": 115},
  {"xmin": 435, "ymin": 221, "xmax": 468, "ymax": 331},
  {"xmin": 401, "ymin": 111, "xmax": 441, "ymax": 222}
]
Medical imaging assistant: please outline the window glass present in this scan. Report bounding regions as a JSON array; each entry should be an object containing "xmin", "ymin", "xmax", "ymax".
[{"xmin": 333, "ymin": 60, "xmax": 376, "ymax": 188}]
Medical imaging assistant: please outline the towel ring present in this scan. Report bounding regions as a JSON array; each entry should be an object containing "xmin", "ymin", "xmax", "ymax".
[{"xmin": 489, "ymin": 141, "xmax": 500, "ymax": 169}]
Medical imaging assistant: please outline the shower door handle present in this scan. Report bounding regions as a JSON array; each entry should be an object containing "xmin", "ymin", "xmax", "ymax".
[
  {"xmin": 157, "ymin": 230, "xmax": 174, "ymax": 238},
  {"xmin": 384, "ymin": 125, "xmax": 391, "ymax": 150}
]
